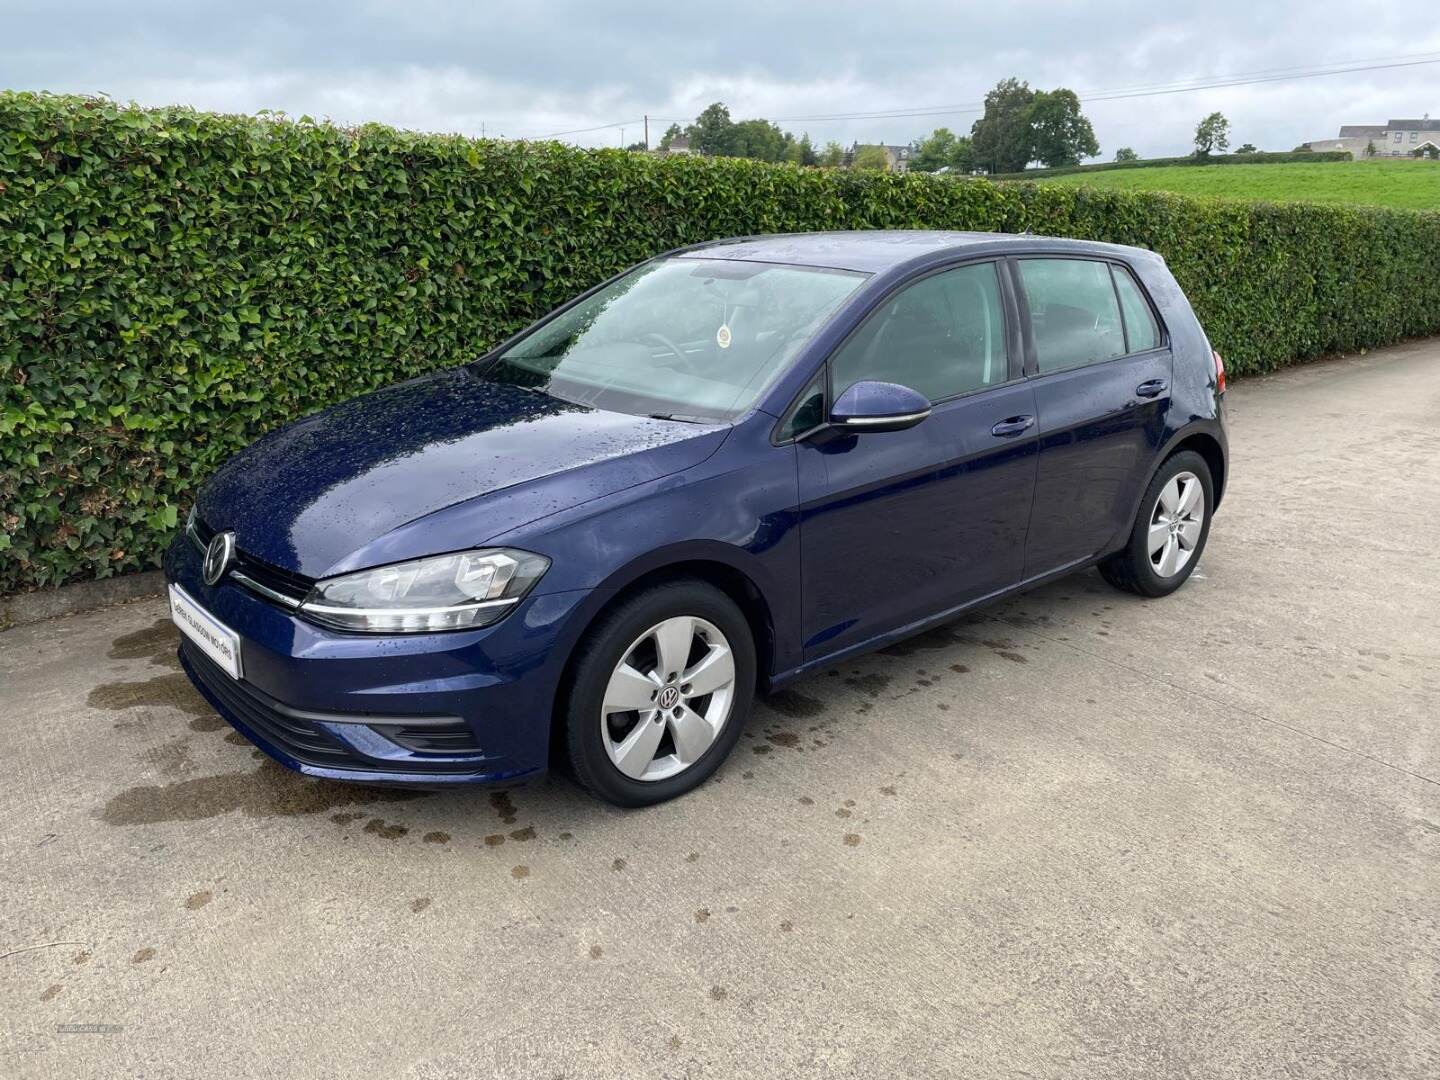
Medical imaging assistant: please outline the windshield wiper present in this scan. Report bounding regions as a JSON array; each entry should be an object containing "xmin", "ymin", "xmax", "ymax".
[{"xmin": 647, "ymin": 412, "xmax": 710, "ymax": 424}]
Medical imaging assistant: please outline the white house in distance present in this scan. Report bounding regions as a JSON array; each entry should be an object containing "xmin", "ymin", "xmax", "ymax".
[{"xmin": 1309, "ymin": 116, "xmax": 1440, "ymax": 158}]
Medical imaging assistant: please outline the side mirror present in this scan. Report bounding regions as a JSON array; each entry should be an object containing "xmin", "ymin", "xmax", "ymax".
[{"xmin": 829, "ymin": 380, "xmax": 931, "ymax": 433}]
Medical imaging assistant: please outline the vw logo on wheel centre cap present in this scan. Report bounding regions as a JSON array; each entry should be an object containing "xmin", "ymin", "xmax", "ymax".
[
  {"xmin": 203, "ymin": 530, "xmax": 237, "ymax": 586},
  {"xmin": 658, "ymin": 686, "xmax": 680, "ymax": 710}
]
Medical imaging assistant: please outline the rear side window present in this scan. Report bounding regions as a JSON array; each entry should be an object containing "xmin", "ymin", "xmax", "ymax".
[
  {"xmin": 1112, "ymin": 265, "xmax": 1161, "ymax": 352},
  {"xmin": 830, "ymin": 262, "xmax": 1009, "ymax": 403},
  {"xmin": 1018, "ymin": 258, "xmax": 1125, "ymax": 373}
]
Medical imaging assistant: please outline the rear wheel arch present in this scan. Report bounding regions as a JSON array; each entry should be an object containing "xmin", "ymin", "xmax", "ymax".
[
  {"xmin": 1105, "ymin": 424, "xmax": 1225, "ymax": 560},
  {"xmin": 1170, "ymin": 431, "xmax": 1226, "ymax": 509}
]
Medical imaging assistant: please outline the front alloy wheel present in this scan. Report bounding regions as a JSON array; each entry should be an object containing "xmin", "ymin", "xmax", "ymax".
[
  {"xmin": 564, "ymin": 580, "xmax": 755, "ymax": 807},
  {"xmin": 602, "ymin": 616, "xmax": 736, "ymax": 782}
]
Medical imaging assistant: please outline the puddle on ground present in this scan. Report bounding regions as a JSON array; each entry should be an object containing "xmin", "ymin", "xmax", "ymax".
[
  {"xmin": 760, "ymin": 690, "xmax": 824, "ymax": 718},
  {"xmin": 98, "ymin": 758, "xmax": 430, "ymax": 825},
  {"xmin": 89, "ymin": 672, "xmax": 215, "ymax": 719},
  {"xmin": 363, "ymin": 817, "xmax": 408, "ymax": 840},
  {"xmin": 108, "ymin": 618, "xmax": 180, "ymax": 666},
  {"xmin": 843, "ymin": 672, "xmax": 891, "ymax": 697},
  {"xmin": 490, "ymin": 791, "xmax": 519, "ymax": 824}
]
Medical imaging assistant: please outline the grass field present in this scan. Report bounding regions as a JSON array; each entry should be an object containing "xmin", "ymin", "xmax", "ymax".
[{"xmin": 1034, "ymin": 159, "xmax": 1440, "ymax": 211}]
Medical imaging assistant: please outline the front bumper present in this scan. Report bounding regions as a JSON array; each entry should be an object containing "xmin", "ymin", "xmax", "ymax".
[{"xmin": 164, "ymin": 533, "xmax": 595, "ymax": 785}]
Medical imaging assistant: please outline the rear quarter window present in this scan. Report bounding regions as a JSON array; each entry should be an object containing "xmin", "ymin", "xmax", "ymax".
[{"xmin": 1113, "ymin": 265, "xmax": 1162, "ymax": 352}]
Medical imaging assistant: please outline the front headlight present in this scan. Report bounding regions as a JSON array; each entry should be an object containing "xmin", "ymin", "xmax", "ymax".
[{"xmin": 299, "ymin": 548, "xmax": 550, "ymax": 633}]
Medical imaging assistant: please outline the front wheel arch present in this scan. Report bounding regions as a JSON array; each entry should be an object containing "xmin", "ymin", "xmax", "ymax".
[{"xmin": 546, "ymin": 557, "xmax": 777, "ymax": 768}]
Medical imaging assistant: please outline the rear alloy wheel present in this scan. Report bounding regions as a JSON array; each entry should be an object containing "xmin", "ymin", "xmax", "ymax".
[
  {"xmin": 1099, "ymin": 450, "xmax": 1214, "ymax": 597},
  {"xmin": 564, "ymin": 581, "xmax": 754, "ymax": 807},
  {"xmin": 1147, "ymin": 470, "xmax": 1205, "ymax": 579}
]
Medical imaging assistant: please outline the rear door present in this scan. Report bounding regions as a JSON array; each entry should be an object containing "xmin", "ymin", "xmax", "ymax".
[
  {"xmin": 1013, "ymin": 256, "xmax": 1172, "ymax": 577},
  {"xmin": 792, "ymin": 260, "xmax": 1039, "ymax": 660}
]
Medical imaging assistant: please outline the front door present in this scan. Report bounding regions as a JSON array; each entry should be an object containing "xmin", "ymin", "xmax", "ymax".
[{"xmin": 794, "ymin": 260, "xmax": 1040, "ymax": 661}]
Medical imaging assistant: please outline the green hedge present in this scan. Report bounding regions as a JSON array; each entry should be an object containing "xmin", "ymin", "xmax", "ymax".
[
  {"xmin": 989, "ymin": 150, "xmax": 1353, "ymax": 180},
  {"xmin": 3, "ymin": 92, "xmax": 1440, "ymax": 594}
]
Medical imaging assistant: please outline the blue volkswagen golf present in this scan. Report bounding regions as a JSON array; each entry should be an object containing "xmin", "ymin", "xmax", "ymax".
[{"xmin": 166, "ymin": 231, "xmax": 1227, "ymax": 806}]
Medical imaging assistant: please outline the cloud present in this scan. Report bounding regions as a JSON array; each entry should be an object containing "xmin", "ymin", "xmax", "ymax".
[{"xmin": 6, "ymin": 1, "xmax": 1440, "ymax": 156}]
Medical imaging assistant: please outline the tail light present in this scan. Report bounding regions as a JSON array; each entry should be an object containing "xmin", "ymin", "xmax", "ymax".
[{"xmin": 1212, "ymin": 349, "xmax": 1227, "ymax": 395}]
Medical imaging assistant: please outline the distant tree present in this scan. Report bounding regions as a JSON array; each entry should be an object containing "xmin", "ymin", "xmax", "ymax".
[
  {"xmin": 1365, "ymin": 139, "xmax": 1377, "ymax": 157},
  {"xmin": 911, "ymin": 127, "xmax": 975, "ymax": 173},
  {"xmin": 970, "ymin": 77, "xmax": 1037, "ymax": 173},
  {"xmin": 730, "ymin": 118, "xmax": 793, "ymax": 162},
  {"xmin": 658, "ymin": 122, "xmax": 684, "ymax": 150},
  {"xmin": 912, "ymin": 127, "xmax": 958, "ymax": 171},
  {"xmin": 1114, "ymin": 146, "xmax": 1139, "ymax": 162},
  {"xmin": 819, "ymin": 140, "xmax": 846, "ymax": 167},
  {"xmin": 687, "ymin": 103, "xmax": 737, "ymax": 156},
  {"xmin": 852, "ymin": 144, "xmax": 891, "ymax": 170},
  {"xmin": 1026, "ymin": 89, "xmax": 1099, "ymax": 167},
  {"xmin": 792, "ymin": 133, "xmax": 817, "ymax": 166},
  {"xmin": 624, "ymin": 140, "xmax": 647, "ymax": 152},
  {"xmin": 1194, "ymin": 112, "xmax": 1231, "ymax": 157},
  {"xmin": 1235, "ymin": 142, "xmax": 1258, "ymax": 153}
]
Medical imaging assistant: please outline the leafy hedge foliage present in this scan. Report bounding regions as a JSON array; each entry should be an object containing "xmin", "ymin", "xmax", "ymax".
[
  {"xmin": 4, "ymin": 93, "xmax": 1440, "ymax": 593},
  {"xmin": 989, "ymin": 149, "xmax": 1352, "ymax": 180}
]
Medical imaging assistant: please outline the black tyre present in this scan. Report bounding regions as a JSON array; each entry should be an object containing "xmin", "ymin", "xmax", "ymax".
[
  {"xmin": 562, "ymin": 580, "xmax": 755, "ymax": 807},
  {"xmin": 1099, "ymin": 450, "xmax": 1214, "ymax": 598}
]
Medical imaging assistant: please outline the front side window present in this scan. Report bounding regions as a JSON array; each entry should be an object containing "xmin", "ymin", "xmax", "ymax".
[
  {"xmin": 484, "ymin": 257, "xmax": 865, "ymax": 423},
  {"xmin": 779, "ymin": 370, "xmax": 827, "ymax": 441},
  {"xmin": 830, "ymin": 262, "xmax": 1010, "ymax": 403},
  {"xmin": 1018, "ymin": 258, "xmax": 1126, "ymax": 373}
]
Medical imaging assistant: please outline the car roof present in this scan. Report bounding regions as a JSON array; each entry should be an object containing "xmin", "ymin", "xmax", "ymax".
[{"xmin": 676, "ymin": 230, "xmax": 1153, "ymax": 274}]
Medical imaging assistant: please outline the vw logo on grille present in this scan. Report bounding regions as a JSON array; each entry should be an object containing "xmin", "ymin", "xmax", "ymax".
[
  {"xmin": 203, "ymin": 530, "xmax": 237, "ymax": 586},
  {"xmin": 658, "ymin": 686, "xmax": 680, "ymax": 710}
]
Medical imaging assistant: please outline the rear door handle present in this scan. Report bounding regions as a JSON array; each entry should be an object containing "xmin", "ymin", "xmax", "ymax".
[
  {"xmin": 1135, "ymin": 379, "xmax": 1168, "ymax": 399},
  {"xmin": 990, "ymin": 415, "xmax": 1036, "ymax": 438}
]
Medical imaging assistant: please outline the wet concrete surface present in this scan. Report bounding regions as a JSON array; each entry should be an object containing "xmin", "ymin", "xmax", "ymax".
[{"xmin": 2, "ymin": 342, "xmax": 1438, "ymax": 1079}]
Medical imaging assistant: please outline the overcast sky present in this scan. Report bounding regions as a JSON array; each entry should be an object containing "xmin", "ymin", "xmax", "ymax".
[{"xmin": 7, "ymin": 2, "xmax": 1440, "ymax": 158}]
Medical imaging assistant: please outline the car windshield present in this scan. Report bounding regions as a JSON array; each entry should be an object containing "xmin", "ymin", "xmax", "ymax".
[{"xmin": 482, "ymin": 256, "xmax": 867, "ymax": 422}]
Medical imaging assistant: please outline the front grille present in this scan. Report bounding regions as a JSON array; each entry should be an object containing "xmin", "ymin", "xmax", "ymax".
[
  {"xmin": 182, "ymin": 642, "xmax": 357, "ymax": 767},
  {"xmin": 181, "ymin": 643, "xmax": 487, "ymax": 774},
  {"xmin": 190, "ymin": 515, "xmax": 312, "ymax": 607}
]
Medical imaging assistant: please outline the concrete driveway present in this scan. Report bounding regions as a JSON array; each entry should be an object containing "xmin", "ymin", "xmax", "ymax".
[{"xmin": 3, "ymin": 341, "xmax": 1438, "ymax": 1080}]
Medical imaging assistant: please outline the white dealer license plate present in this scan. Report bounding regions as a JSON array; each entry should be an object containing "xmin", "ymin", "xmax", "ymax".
[{"xmin": 169, "ymin": 584, "xmax": 243, "ymax": 680}]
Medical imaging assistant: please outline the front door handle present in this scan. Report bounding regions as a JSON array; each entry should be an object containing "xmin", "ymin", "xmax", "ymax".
[
  {"xmin": 1135, "ymin": 379, "xmax": 1168, "ymax": 399},
  {"xmin": 991, "ymin": 415, "xmax": 1036, "ymax": 438}
]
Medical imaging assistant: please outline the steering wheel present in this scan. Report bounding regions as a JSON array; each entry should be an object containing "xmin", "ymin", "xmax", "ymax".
[{"xmin": 644, "ymin": 331, "xmax": 707, "ymax": 375}]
